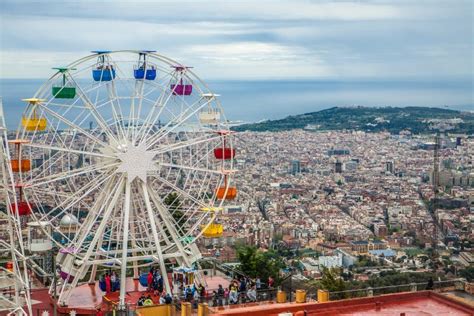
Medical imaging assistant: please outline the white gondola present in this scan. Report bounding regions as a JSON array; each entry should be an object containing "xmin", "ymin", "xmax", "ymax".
[
  {"xmin": 57, "ymin": 249, "xmax": 88, "ymax": 283},
  {"xmin": 27, "ymin": 221, "xmax": 53, "ymax": 252},
  {"xmin": 200, "ymin": 94, "xmax": 221, "ymax": 124},
  {"xmin": 199, "ymin": 108, "xmax": 221, "ymax": 124}
]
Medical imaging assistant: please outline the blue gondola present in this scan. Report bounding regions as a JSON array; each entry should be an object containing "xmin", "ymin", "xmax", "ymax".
[
  {"xmin": 134, "ymin": 68, "xmax": 156, "ymax": 80},
  {"xmin": 134, "ymin": 51, "xmax": 157, "ymax": 80},
  {"xmin": 92, "ymin": 68, "xmax": 116, "ymax": 81},
  {"xmin": 91, "ymin": 50, "xmax": 115, "ymax": 81}
]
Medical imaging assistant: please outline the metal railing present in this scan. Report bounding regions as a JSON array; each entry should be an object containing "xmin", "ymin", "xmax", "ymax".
[{"xmin": 327, "ymin": 279, "xmax": 463, "ymax": 301}]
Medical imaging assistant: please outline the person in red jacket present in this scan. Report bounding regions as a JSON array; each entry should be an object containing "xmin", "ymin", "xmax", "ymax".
[
  {"xmin": 105, "ymin": 273, "xmax": 111, "ymax": 293},
  {"xmin": 147, "ymin": 271, "xmax": 153, "ymax": 292},
  {"xmin": 268, "ymin": 276, "xmax": 274, "ymax": 289}
]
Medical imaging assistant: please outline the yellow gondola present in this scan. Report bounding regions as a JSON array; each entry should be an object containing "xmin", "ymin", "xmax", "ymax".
[
  {"xmin": 200, "ymin": 206, "xmax": 223, "ymax": 212},
  {"xmin": 201, "ymin": 223, "xmax": 223, "ymax": 238},
  {"xmin": 21, "ymin": 98, "xmax": 47, "ymax": 131},
  {"xmin": 22, "ymin": 116, "xmax": 47, "ymax": 131}
]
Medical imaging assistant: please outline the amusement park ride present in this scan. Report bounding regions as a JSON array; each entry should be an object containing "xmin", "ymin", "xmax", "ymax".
[{"xmin": 0, "ymin": 50, "xmax": 237, "ymax": 314}]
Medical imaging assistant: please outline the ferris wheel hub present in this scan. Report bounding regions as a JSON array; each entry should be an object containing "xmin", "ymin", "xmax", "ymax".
[{"xmin": 115, "ymin": 142, "xmax": 158, "ymax": 183}]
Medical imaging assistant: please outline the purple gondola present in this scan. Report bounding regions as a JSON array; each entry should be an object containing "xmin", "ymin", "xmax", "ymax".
[{"xmin": 171, "ymin": 80, "xmax": 192, "ymax": 96}]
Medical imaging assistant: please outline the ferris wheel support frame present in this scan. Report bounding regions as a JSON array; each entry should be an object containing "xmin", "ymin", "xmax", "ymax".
[
  {"xmin": 0, "ymin": 99, "xmax": 32, "ymax": 316},
  {"xmin": 57, "ymin": 175, "xmax": 126, "ymax": 305}
]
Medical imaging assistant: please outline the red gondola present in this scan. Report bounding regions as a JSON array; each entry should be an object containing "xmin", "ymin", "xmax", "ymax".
[
  {"xmin": 9, "ymin": 201, "xmax": 32, "ymax": 216},
  {"xmin": 214, "ymin": 130, "xmax": 235, "ymax": 160},
  {"xmin": 214, "ymin": 148, "xmax": 235, "ymax": 160}
]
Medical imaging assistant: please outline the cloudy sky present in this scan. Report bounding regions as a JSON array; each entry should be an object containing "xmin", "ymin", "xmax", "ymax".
[{"xmin": 0, "ymin": 0, "xmax": 472, "ymax": 81}]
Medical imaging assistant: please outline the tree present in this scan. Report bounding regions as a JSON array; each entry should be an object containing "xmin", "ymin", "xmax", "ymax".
[
  {"xmin": 320, "ymin": 268, "xmax": 346, "ymax": 292},
  {"xmin": 164, "ymin": 192, "xmax": 185, "ymax": 230},
  {"xmin": 459, "ymin": 267, "xmax": 474, "ymax": 282},
  {"xmin": 236, "ymin": 246, "xmax": 284, "ymax": 284}
]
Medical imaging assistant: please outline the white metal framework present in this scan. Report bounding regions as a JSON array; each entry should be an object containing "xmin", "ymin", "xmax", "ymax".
[
  {"xmin": 13, "ymin": 51, "xmax": 235, "ymax": 308},
  {"xmin": 0, "ymin": 98, "xmax": 32, "ymax": 315}
]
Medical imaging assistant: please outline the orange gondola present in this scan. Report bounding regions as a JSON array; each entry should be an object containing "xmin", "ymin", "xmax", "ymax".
[
  {"xmin": 11, "ymin": 159, "xmax": 31, "ymax": 172},
  {"xmin": 215, "ymin": 187, "xmax": 237, "ymax": 200},
  {"xmin": 9, "ymin": 139, "xmax": 30, "ymax": 173}
]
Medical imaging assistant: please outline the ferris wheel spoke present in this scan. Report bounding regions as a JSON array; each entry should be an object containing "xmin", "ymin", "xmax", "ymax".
[
  {"xmin": 25, "ymin": 143, "xmax": 115, "ymax": 160},
  {"xmin": 153, "ymin": 174, "xmax": 207, "ymax": 209},
  {"xmin": 129, "ymin": 80, "xmax": 143, "ymax": 143},
  {"xmin": 111, "ymin": 64, "xmax": 142, "ymax": 142},
  {"xmin": 37, "ymin": 104, "xmax": 113, "ymax": 150},
  {"xmin": 48, "ymin": 102, "xmax": 88, "ymax": 110},
  {"xmin": 59, "ymin": 176, "xmax": 126, "ymax": 305},
  {"xmin": 71, "ymin": 174, "xmax": 124, "ymax": 249},
  {"xmin": 140, "ymin": 181, "xmax": 171, "ymax": 292},
  {"xmin": 145, "ymin": 96, "xmax": 213, "ymax": 150},
  {"xmin": 132, "ymin": 80, "xmax": 167, "ymax": 144},
  {"xmin": 143, "ymin": 83, "xmax": 209, "ymax": 146},
  {"xmin": 152, "ymin": 133, "xmax": 221, "ymax": 155},
  {"xmin": 135, "ymin": 69, "xmax": 186, "ymax": 142},
  {"xmin": 106, "ymin": 83, "xmax": 127, "ymax": 142},
  {"xmin": 136, "ymin": 186, "xmax": 172, "ymax": 246},
  {"xmin": 145, "ymin": 183, "xmax": 194, "ymax": 267},
  {"xmin": 159, "ymin": 162, "xmax": 224, "ymax": 176},
  {"xmin": 69, "ymin": 77, "xmax": 121, "ymax": 145},
  {"xmin": 135, "ymin": 78, "xmax": 175, "ymax": 145},
  {"xmin": 109, "ymin": 60, "xmax": 132, "ymax": 141},
  {"xmin": 118, "ymin": 179, "xmax": 132, "ymax": 306},
  {"xmin": 33, "ymin": 172, "xmax": 114, "ymax": 224},
  {"xmin": 27, "ymin": 161, "xmax": 119, "ymax": 188}
]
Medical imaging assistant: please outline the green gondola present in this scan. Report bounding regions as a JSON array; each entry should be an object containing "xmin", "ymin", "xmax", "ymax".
[{"xmin": 52, "ymin": 67, "xmax": 76, "ymax": 99}]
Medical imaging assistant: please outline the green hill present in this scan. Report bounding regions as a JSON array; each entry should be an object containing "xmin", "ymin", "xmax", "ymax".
[{"xmin": 232, "ymin": 106, "xmax": 474, "ymax": 134}]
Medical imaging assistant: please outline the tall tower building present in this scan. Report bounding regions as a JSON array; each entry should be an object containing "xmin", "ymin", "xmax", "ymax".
[
  {"xmin": 291, "ymin": 160, "xmax": 301, "ymax": 175},
  {"xmin": 335, "ymin": 160, "xmax": 343, "ymax": 173}
]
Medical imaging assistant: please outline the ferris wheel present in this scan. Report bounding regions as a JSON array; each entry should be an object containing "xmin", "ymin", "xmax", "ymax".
[{"xmin": 10, "ymin": 50, "xmax": 237, "ymax": 308}]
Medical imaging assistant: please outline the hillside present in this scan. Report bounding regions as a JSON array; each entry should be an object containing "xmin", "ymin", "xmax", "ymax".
[{"xmin": 232, "ymin": 106, "xmax": 474, "ymax": 134}]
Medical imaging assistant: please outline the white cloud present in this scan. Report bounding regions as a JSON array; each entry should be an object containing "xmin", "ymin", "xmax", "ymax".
[
  {"xmin": 2, "ymin": 1, "xmax": 405, "ymax": 22},
  {"xmin": 182, "ymin": 42, "xmax": 334, "ymax": 79},
  {"xmin": 0, "ymin": 0, "xmax": 471, "ymax": 80}
]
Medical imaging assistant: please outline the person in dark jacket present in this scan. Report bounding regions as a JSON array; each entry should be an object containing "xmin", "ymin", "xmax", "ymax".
[{"xmin": 427, "ymin": 277, "xmax": 434, "ymax": 290}]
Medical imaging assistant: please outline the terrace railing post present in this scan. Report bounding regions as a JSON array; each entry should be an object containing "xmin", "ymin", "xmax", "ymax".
[
  {"xmin": 455, "ymin": 278, "xmax": 466, "ymax": 291},
  {"xmin": 367, "ymin": 287, "xmax": 373, "ymax": 297},
  {"xmin": 198, "ymin": 302, "xmax": 209, "ymax": 316}
]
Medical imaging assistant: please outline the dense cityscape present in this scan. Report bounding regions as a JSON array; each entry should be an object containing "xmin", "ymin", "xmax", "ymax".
[{"xmin": 198, "ymin": 130, "xmax": 473, "ymax": 283}]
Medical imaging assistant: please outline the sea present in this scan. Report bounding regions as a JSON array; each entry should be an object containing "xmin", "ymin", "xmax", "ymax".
[{"xmin": 1, "ymin": 79, "xmax": 472, "ymax": 130}]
